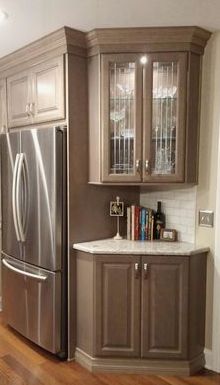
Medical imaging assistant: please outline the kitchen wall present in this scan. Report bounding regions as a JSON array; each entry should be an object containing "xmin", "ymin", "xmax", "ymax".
[{"xmin": 196, "ymin": 31, "xmax": 220, "ymax": 359}]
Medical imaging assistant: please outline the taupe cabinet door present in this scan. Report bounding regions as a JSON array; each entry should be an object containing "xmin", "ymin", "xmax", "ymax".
[
  {"xmin": 101, "ymin": 54, "xmax": 142, "ymax": 182},
  {"xmin": 0, "ymin": 79, "xmax": 7, "ymax": 131},
  {"xmin": 143, "ymin": 52, "xmax": 187, "ymax": 182},
  {"xmin": 32, "ymin": 56, "xmax": 65, "ymax": 124},
  {"xmin": 95, "ymin": 255, "xmax": 141, "ymax": 357},
  {"xmin": 7, "ymin": 69, "xmax": 31, "ymax": 128},
  {"xmin": 7, "ymin": 56, "xmax": 65, "ymax": 128},
  {"xmin": 141, "ymin": 256, "xmax": 188, "ymax": 359}
]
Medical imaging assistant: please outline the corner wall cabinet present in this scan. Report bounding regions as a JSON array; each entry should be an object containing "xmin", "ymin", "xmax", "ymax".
[
  {"xmin": 7, "ymin": 55, "xmax": 65, "ymax": 128},
  {"xmin": 87, "ymin": 27, "xmax": 211, "ymax": 184},
  {"xmin": 75, "ymin": 250, "xmax": 207, "ymax": 375}
]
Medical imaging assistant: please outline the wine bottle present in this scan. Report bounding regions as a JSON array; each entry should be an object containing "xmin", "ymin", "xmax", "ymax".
[{"xmin": 155, "ymin": 201, "xmax": 165, "ymax": 240}]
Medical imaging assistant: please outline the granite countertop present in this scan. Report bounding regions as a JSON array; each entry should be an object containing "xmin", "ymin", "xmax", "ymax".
[{"xmin": 73, "ymin": 238, "xmax": 209, "ymax": 256}]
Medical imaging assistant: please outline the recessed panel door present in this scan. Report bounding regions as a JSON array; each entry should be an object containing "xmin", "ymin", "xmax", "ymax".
[
  {"xmin": 7, "ymin": 70, "xmax": 31, "ymax": 128},
  {"xmin": 32, "ymin": 56, "xmax": 65, "ymax": 123},
  {"xmin": 141, "ymin": 255, "xmax": 188, "ymax": 359},
  {"xmin": 95, "ymin": 255, "xmax": 141, "ymax": 357}
]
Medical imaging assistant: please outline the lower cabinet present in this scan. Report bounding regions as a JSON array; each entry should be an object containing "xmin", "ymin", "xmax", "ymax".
[
  {"xmin": 76, "ymin": 251, "xmax": 207, "ymax": 374},
  {"xmin": 94, "ymin": 255, "xmax": 140, "ymax": 357},
  {"xmin": 141, "ymin": 256, "xmax": 188, "ymax": 359}
]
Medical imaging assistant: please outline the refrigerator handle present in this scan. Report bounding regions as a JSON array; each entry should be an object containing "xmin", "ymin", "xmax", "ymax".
[
  {"xmin": 2, "ymin": 258, "xmax": 48, "ymax": 281},
  {"xmin": 12, "ymin": 154, "xmax": 21, "ymax": 242},
  {"xmin": 16, "ymin": 153, "xmax": 26, "ymax": 242}
]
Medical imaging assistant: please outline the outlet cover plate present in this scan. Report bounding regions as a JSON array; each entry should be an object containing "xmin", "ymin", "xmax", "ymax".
[{"xmin": 199, "ymin": 210, "xmax": 214, "ymax": 227}]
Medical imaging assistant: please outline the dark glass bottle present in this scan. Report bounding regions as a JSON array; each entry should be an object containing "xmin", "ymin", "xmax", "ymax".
[{"xmin": 155, "ymin": 201, "xmax": 165, "ymax": 240}]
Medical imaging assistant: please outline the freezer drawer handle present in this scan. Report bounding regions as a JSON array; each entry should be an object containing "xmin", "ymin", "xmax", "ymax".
[{"xmin": 2, "ymin": 259, "xmax": 48, "ymax": 281}]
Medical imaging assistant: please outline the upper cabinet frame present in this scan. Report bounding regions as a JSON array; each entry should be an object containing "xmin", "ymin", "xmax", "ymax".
[{"xmin": 87, "ymin": 26, "xmax": 211, "ymax": 185}]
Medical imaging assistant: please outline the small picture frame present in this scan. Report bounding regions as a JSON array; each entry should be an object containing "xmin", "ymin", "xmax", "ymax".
[
  {"xmin": 161, "ymin": 228, "xmax": 177, "ymax": 242},
  {"xmin": 110, "ymin": 200, "xmax": 124, "ymax": 217}
]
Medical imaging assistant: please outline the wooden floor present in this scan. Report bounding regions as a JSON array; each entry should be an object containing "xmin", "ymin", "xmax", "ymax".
[{"xmin": 0, "ymin": 315, "xmax": 219, "ymax": 385}]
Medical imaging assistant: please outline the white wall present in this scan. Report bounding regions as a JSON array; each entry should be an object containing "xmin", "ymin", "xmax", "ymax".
[{"xmin": 196, "ymin": 31, "xmax": 220, "ymax": 369}]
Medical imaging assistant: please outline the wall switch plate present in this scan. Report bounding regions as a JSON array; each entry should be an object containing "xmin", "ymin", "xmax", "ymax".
[{"xmin": 199, "ymin": 210, "xmax": 214, "ymax": 227}]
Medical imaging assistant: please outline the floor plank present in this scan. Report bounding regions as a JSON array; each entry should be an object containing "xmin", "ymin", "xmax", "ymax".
[{"xmin": 0, "ymin": 314, "xmax": 219, "ymax": 385}]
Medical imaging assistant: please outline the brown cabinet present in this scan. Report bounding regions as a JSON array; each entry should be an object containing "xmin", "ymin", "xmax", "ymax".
[
  {"xmin": 94, "ymin": 255, "xmax": 188, "ymax": 359},
  {"xmin": 7, "ymin": 56, "xmax": 65, "ymax": 128},
  {"xmin": 76, "ymin": 250, "xmax": 207, "ymax": 374},
  {"xmin": 94, "ymin": 255, "xmax": 141, "ymax": 357},
  {"xmin": 0, "ymin": 79, "xmax": 7, "ymax": 132},
  {"xmin": 88, "ymin": 27, "xmax": 211, "ymax": 184},
  {"xmin": 141, "ymin": 256, "xmax": 188, "ymax": 359}
]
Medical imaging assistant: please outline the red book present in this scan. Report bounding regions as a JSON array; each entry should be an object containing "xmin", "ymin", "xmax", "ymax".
[{"xmin": 135, "ymin": 206, "xmax": 140, "ymax": 240}]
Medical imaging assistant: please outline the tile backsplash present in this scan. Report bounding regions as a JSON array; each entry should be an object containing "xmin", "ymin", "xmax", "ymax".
[{"xmin": 140, "ymin": 187, "xmax": 197, "ymax": 243}]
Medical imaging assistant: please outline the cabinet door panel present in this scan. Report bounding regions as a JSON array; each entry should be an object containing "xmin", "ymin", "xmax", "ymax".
[
  {"xmin": 0, "ymin": 79, "xmax": 7, "ymax": 131},
  {"xmin": 32, "ymin": 56, "xmax": 65, "ymax": 123},
  {"xmin": 7, "ymin": 70, "xmax": 31, "ymax": 128},
  {"xmin": 95, "ymin": 255, "xmax": 140, "ymax": 357},
  {"xmin": 141, "ymin": 256, "xmax": 188, "ymax": 359},
  {"xmin": 143, "ymin": 52, "xmax": 187, "ymax": 182},
  {"xmin": 101, "ymin": 54, "xmax": 142, "ymax": 182}
]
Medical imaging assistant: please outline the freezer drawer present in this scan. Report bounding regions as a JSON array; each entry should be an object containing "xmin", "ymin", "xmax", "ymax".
[{"xmin": 2, "ymin": 255, "xmax": 61, "ymax": 354}]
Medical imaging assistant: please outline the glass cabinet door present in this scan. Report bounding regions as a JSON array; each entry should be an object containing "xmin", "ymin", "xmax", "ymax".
[
  {"xmin": 143, "ymin": 52, "xmax": 187, "ymax": 182},
  {"xmin": 101, "ymin": 54, "xmax": 142, "ymax": 182}
]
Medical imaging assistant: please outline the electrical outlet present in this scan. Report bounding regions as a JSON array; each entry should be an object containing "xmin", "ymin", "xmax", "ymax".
[{"xmin": 199, "ymin": 210, "xmax": 214, "ymax": 227}]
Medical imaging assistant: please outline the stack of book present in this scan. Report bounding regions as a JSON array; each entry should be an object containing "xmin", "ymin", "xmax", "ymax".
[{"xmin": 127, "ymin": 205, "xmax": 155, "ymax": 241}]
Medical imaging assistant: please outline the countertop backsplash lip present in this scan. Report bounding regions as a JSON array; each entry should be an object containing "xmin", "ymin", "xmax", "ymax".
[{"xmin": 73, "ymin": 238, "xmax": 209, "ymax": 256}]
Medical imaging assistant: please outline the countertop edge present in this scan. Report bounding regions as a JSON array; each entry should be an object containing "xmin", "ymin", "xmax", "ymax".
[{"xmin": 73, "ymin": 241, "xmax": 210, "ymax": 256}]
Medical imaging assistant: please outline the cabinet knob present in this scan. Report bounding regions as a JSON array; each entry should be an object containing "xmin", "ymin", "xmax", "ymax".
[
  {"xmin": 134, "ymin": 263, "xmax": 140, "ymax": 279},
  {"xmin": 136, "ymin": 159, "xmax": 141, "ymax": 175},
  {"xmin": 145, "ymin": 160, "xmax": 150, "ymax": 175},
  {"xmin": 143, "ymin": 263, "xmax": 149, "ymax": 279}
]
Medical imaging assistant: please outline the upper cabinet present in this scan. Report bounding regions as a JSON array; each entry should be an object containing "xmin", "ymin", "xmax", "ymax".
[
  {"xmin": 87, "ymin": 27, "xmax": 211, "ymax": 185},
  {"xmin": 7, "ymin": 56, "xmax": 65, "ymax": 128}
]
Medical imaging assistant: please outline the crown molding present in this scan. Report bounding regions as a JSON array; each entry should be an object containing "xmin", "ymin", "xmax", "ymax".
[
  {"xmin": 86, "ymin": 26, "xmax": 211, "ymax": 56},
  {"xmin": 0, "ymin": 26, "xmax": 87, "ymax": 75}
]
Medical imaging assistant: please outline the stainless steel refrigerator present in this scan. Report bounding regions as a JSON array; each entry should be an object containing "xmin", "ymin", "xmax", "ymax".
[{"xmin": 1, "ymin": 126, "xmax": 67, "ymax": 357}]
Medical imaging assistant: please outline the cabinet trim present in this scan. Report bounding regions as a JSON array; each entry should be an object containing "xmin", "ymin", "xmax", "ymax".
[
  {"xmin": 86, "ymin": 27, "xmax": 211, "ymax": 57},
  {"xmin": 75, "ymin": 348, "xmax": 205, "ymax": 376}
]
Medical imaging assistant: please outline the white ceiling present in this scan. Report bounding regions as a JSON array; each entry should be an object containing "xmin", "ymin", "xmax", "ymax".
[{"xmin": 0, "ymin": 0, "xmax": 219, "ymax": 58}]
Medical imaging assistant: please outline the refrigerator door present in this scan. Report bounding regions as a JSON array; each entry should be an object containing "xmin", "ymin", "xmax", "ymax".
[
  {"xmin": 2, "ymin": 254, "xmax": 61, "ymax": 354},
  {"xmin": 20, "ymin": 127, "xmax": 64, "ymax": 271},
  {"xmin": 1, "ymin": 131, "xmax": 22, "ymax": 260}
]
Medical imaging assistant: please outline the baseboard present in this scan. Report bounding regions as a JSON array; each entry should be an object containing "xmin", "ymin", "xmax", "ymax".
[
  {"xmin": 75, "ymin": 348, "xmax": 205, "ymax": 376},
  {"xmin": 204, "ymin": 348, "xmax": 213, "ymax": 370}
]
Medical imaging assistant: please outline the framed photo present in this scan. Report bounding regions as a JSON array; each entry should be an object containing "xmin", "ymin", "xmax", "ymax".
[
  {"xmin": 161, "ymin": 228, "xmax": 177, "ymax": 242},
  {"xmin": 110, "ymin": 200, "xmax": 124, "ymax": 217}
]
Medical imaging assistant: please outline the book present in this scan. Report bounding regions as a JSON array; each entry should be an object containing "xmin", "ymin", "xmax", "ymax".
[
  {"xmin": 127, "ymin": 207, "xmax": 131, "ymax": 240},
  {"xmin": 131, "ymin": 205, "xmax": 135, "ymax": 241},
  {"xmin": 135, "ymin": 206, "xmax": 140, "ymax": 240},
  {"xmin": 140, "ymin": 208, "xmax": 146, "ymax": 240}
]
